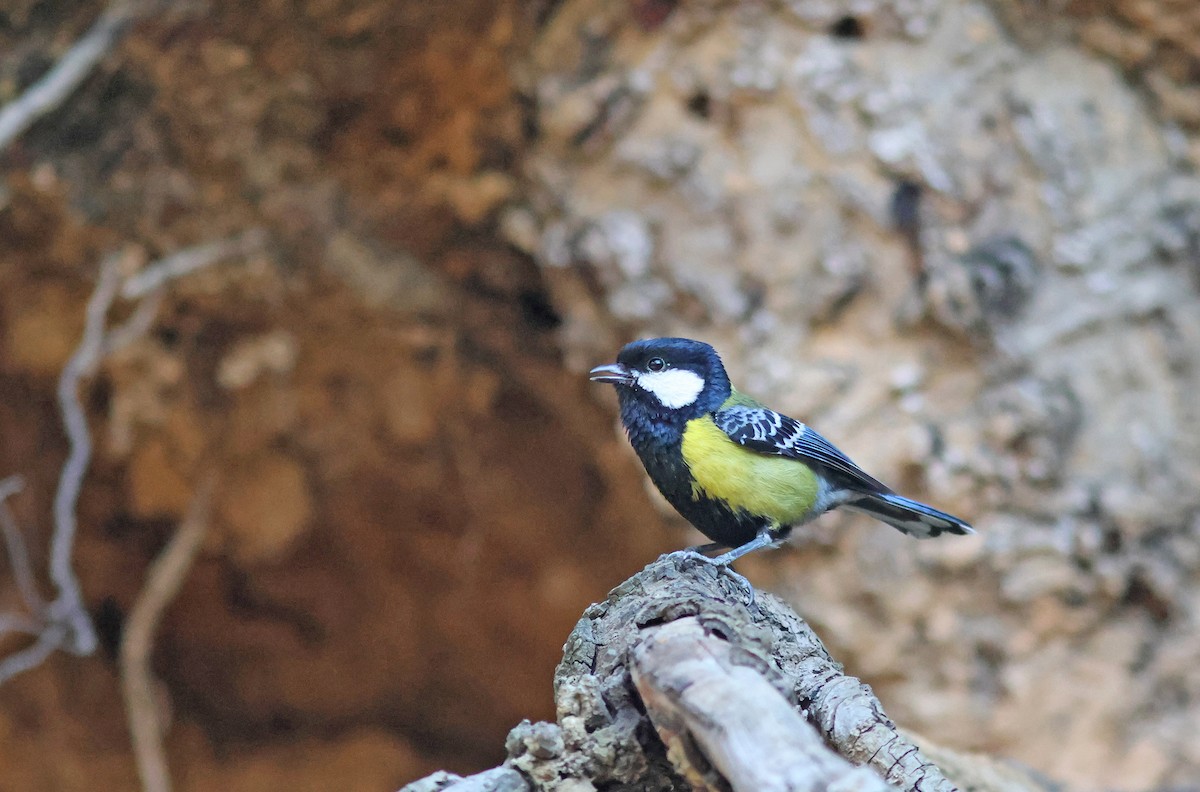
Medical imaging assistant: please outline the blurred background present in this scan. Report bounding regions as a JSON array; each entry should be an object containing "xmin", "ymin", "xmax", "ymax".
[{"xmin": 1, "ymin": 0, "xmax": 1199, "ymax": 789}]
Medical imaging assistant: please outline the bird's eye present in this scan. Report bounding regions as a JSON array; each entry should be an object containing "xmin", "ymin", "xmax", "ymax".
[{"xmin": 646, "ymin": 357, "xmax": 666, "ymax": 372}]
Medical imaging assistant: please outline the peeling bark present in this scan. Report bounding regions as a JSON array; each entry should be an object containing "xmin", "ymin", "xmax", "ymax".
[
  {"xmin": 631, "ymin": 617, "xmax": 891, "ymax": 792},
  {"xmin": 401, "ymin": 554, "xmax": 1056, "ymax": 792}
]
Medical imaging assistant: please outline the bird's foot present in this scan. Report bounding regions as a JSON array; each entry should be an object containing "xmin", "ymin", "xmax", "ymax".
[
  {"xmin": 664, "ymin": 543, "xmax": 725, "ymax": 567},
  {"xmin": 668, "ymin": 547, "xmax": 721, "ymax": 566},
  {"xmin": 667, "ymin": 549, "xmax": 757, "ymax": 605},
  {"xmin": 727, "ymin": 568, "xmax": 757, "ymax": 606}
]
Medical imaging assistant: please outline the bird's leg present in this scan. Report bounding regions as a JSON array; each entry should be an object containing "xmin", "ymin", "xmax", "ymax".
[
  {"xmin": 674, "ymin": 541, "xmax": 728, "ymax": 565},
  {"xmin": 707, "ymin": 528, "xmax": 777, "ymax": 566},
  {"xmin": 670, "ymin": 546, "xmax": 758, "ymax": 605},
  {"xmin": 673, "ymin": 530, "xmax": 776, "ymax": 605}
]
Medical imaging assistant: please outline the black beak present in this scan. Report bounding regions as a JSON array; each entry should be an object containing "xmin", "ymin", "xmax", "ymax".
[{"xmin": 589, "ymin": 362, "xmax": 635, "ymax": 385}]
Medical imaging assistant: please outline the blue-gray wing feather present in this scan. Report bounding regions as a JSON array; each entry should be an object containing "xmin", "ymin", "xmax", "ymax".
[{"xmin": 714, "ymin": 404, "xmax": 891, "ymax": 494}]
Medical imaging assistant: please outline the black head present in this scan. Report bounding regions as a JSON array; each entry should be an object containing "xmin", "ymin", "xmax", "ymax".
[{"xmin": 589, "ymin": 337, "xmax": 731, "ymax": 420}]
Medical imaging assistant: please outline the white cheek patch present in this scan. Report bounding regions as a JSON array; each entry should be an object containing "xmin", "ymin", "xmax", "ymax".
[{"xmin": 637, "ymin": 369, "xmax": 706, "ymax": 408}]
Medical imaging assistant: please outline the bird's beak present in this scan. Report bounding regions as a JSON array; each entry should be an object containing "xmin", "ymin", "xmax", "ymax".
[{"xmin": 589, "ymin": 362, "xmax": 635, "ymax": 385}]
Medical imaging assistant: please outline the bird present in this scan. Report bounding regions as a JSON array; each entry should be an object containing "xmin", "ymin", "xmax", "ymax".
[{"xmin": 589, "ymin": 337, "xmax": 973, "ymax": 565}]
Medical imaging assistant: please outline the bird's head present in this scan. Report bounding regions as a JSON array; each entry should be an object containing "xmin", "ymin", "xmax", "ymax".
[{"xmin": 589, "ymin": 337, "xmax": 731, "ymax": 420}]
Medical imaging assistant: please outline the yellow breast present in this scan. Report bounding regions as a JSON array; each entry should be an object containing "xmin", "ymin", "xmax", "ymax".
[{"xmin": 680, "ymin": 415, "xmax": 819, "ymax": 526}]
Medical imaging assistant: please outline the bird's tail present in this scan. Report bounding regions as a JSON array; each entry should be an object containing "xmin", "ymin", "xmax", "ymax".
[{"xmin": 843, "ymin": 492, "xmax": 973, "ymax": 538}]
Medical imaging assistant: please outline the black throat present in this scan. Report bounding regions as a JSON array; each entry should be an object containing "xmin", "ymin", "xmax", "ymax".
[
  {"xmin": 614, "ymin": 369, "xmax": 728, "ymax": 452},
  {"xmin": 613, "ymin": 370, "xmax": 730, "ymax": 511},
  {"xmin": 613, "ymin": 380, "xmax": 763, "ymax": 549}
]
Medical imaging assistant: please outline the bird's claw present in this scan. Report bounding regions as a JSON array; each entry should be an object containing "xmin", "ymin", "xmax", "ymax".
[
  {"xmin": 668, "ymin": 548, "xmax": 720, "ymax": 566},
  {"xmin": 666, "ymin": 550, "xmax": 757, "ymax": 605},
  {"xmin": 724, "ymin": 568, "xmax": 757, "ymax": 606}
]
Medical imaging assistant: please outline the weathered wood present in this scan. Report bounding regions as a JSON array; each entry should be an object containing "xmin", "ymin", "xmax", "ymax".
[
  {"xmin": 402, "ymin": 768, "xmax": 530, "ymax": 792},
  {"xmin": 631, "ymin": 617, "xmax": 893, "ymax": 792},
  {"xmin": 402, "ymin": 553, "xmax": 1056, "ymax": 792}
]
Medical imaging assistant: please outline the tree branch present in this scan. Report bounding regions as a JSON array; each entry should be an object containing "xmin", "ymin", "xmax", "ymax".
[
  {"xmin": 119, "ymin": 228, "xmax": 268, "ymax": 301},
  {"xmin": 401, "ymin": 553, "xmax": 1057, "ymax": 792},
  {"xmin": 631, "ymin": 616, "xmax": 892, "ymax": 792},
  {"xmin": 0, "ymin": 623, "xmax": 68, "ymax": 684},
  {"xmin": 0, "ymin": 0, "xmax": 144, "ymax": 154},
  {"xmin": 0, "ymin": 231, "xmax": 265, "ymax": 686},
  {"xmin": 121, "ymin": 478, "xmax": 214, "ymax": 792},
  {"xmin": 0, "ymin": 475, "xmax": 44, "ymax": 613},
  {"xmin": 48, "ymin": 254, "xmax": 125, "ymax": 657}
]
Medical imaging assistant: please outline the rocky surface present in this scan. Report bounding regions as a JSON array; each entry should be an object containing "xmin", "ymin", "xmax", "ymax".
[{"xmin": 513, "ymin": 0, "xmax": 1200, "ymax": 787}]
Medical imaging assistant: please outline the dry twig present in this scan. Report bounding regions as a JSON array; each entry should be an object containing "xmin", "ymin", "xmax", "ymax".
[
  {"xmin": 121, "ymin": 479, "xmax": 214, "ymax": 792},
  {"xmin": 631, "ymin": 617, "xmax": 892, "ymax": 792},
  {"xmin": 0, "ymin": 475, "xmax": 43, "ymax": 615},
  {"xmin": 48, "ymin": 255, "xmax": 125, "ymax": 658},
  {"xmin": 0, "ymin": 232, "xmax": 264, "ymax": 686},
  {"xmin": 0, "ymin": 0, "xmax": 145, "ymax": 154},
  {"xmin": 120, "ymin": 228, "xmax": 268, "ymax": 300}
]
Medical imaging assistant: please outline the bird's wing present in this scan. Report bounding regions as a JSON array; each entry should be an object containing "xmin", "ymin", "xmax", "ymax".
[{"xmin": 714, "ymin": 403, "xmax": 891, "ymax": 494}]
